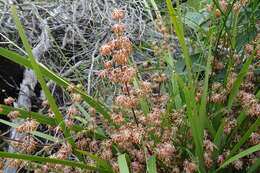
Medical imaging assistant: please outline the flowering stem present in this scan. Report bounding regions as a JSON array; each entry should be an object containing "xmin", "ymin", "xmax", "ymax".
[{"xmin": 124, "ymin": 82, "xmax": 139, "ymax": 125}]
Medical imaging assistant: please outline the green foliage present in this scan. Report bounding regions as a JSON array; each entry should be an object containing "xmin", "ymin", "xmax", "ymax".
[
  {"xmin": 0, "ymin": 0, "xmax": 259, "ymax": 172},
  {"xmin": 117, "ymin": 154, "xmax": 130, "ymax": 173}
]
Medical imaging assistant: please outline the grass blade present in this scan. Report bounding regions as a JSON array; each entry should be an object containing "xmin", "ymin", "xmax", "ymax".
[
  {"xmin": 0, "ymin": 47, "xmax": 112, "ymax": 124},
  {"xmin": 219, "ymin": 144, "xmax": 260, "ymax": 170},
  {"xmin": 247, "ymin": 158, "xmax": 260, "ymax": 173},
  {"xmin": 166, "ymin": 0, "xmax": 193, "ymax": 82},
  {"xmin": 147, "ymin": 155, "xmax": 157, "ymax": 173},
  {"xmin": 118, "ymin": 154, "xmax": 130, "ymax": 173},
  {"xmin": 76, "ymin": 149, "xmax": 114, "ymax": 173},
  {"xmin": 0, "ymin": 119, "xmax": 58, "ymax": 142},
  {"xmin": 0, "ymin": 151, "xmax": 97, "ymax": 170},
  {"xmin": 10, "ymin": 5, "xmax": 77, "ymax": 151},
  {"xmin": 0, "ymin": 104, "xmax": 56, "ymax": 126},
  {"xmin": 176, "ymin": 74, "xmax": 205, "ymax": 172},
  {"xmin": 227, "ymin": 53, "xmax": 255, "ymax": 110},
  {"xmin": 229, "ymin": 118, "xmax": 260, "ymax": 158}
]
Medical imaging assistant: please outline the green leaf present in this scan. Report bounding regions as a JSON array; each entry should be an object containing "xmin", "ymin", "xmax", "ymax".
[
  {"xmin": 0, "ymin": 104, "xmax": 56, "ymax": 126},
  {"xmin": 118, "ymin": 154, "xmax": 130, "ymax": 173},
  {"xmin": 247, "ymin": 158, "xmax": 260, "ymax": 173},
  {"xmin": 166, "ymin": 0, "xmax": 193, "ymax": 82},
  {"xmin": 0, "ymin": 47, "xmax": 113, "ymax": 124},
  {"xmin": 227, "ymin": 53, "xmax": 254, "ymax": 110},
  {"xmin": 171, "ymin": 74, "xmax": 182, "ymax": 109},
  {"xmin": 10, "ymin": 5, "xmax": 77, "ymax": 152},
  {"xmin": 0, "ymin": 151, "xmax": 97, "ymax": 170},
  {"xmin": 219, "ymin": 144, "xmax": 260, "ymax": 169},
  {"xmin": 147, "ymin": 156, "xmax": 157, "ymax": 173},
  {"xmin": 76, "ymin": 149, "xmax": 114, "ymax": 173},
  {"xmin": 256, "ymin": 89, "xmax": 260, "ymax": 100},
  {"xmin": 229, "ymin": 118, "xmax": 260, "ymax": 158},
  {"xmin": 0, "ymin": 118, "xmax": 58, "ymax": 142},
  {"xmin": 176, "ymin": 74, "xmax": 205, "ymax": 172}
]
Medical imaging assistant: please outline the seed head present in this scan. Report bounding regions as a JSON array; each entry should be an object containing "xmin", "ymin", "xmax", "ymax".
[
  {"xmin": 233, "ymin": 159, "xmax": 243, "ymax": 170},
  {"xmin": 115, "ymin": 95, "xmax": 137, "ymax": 109},
  {"xmin": 7, "ymin": 110, "xmax": 20, "ymax": 119},
  {"xmin": 104, "ymin": 61, "xmax": 113, "ymax": 69},
  {"xmin": 112, "ymin": 9, "xmax": 125, "ymax": 21},
  {"xmin": 16, "ymin": 119, "xmax": 39, "ymax": 132},
  {"xmin": 156, "ymin": 142, "xmax": 176, "ymax": 163},
  {"xmin": 204, "ymin": 152, "xmax": 213, "ymax": 168},
  {"xmin": 183, "ymin": 160, "xmax": 197, "ymax": 173},
  {"xmin": 112, "ymin": 49, "xmax": 129, "ymax": 65},
  {"xmin": 71, "ymin": 93, "xmax": 82, "ymax": 103},
  {"xmin": 131, "ymin": 161, "xmax": 144, "ymax": 173},
  {"xmin": 112, "ymin": 24, "xmax": 126, "ymax": 34},
  {"xmin": 215, "ymin": 9, "xmax": 221, "ymax": 18},
  {"xmin": 4, "ymin": 96, "xmax": 15, "ymax": 105},
  {"xmin": 100, "ymin": 44, "xmax": 113, "ymax": 56},
  {"xmin": 220, "ymin": 0, "xmax": 228, "ymax": 12},
  {"xmin": 66, "ymin": 106, "xmax": 78, "ymax": 117}
]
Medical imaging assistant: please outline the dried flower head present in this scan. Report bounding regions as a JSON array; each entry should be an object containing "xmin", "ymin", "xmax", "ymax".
[
  {"xmin": 66, "ymin": 106, "xmax": 78, "ymax": 117},
  {"xmin": 249, "ymin": 132, "xmax": 260, "ymax": 145},
  {"xmin": 112, "ymin": 24, "xmax": 126, "ymax": 34},
  {"xmin": 7, "ymin": 159, "xmax": 23, "ymax": 169},
  {"xmin": 112, "ymin": 49, "xmax": 129, "ymax": 65},
  {"xmin": 138, "ymin": 81, "xmax": 152, "ymax": 96},
  {"xmin": 7, "ymin": 110, "xmax": 20, "ymax": 119},
  {"xmin": 101, "ymin": 149, "xmax": 113, "ymax": 160},
  {"xmin": 112, "ymin": 9, "xmax": 125, "ymax": 20},
  {"xmin": 183, "ymin": 160, "xmax": 197, "ymax": 173},
  {"xmin": 115, "ymin": 95, "xmax": 137, "ymax": 109},
  {"xmin": 131, "ymin": 161, "xmax": 144, "ymax": 173},
  {"xmin": 11, "ymin": 136, "xmax": 38, "ymax": 154},
  {"xmin": 4, "ymin": 96, "xmax": 15, "ymax": 105},
  {"xmin": 104, "ymin": 61, "xmax": 113, "ymax": 69},
  {"xmin": 220, "ymin": 0, "xmax": 228, "ymax": 12},
  {"xmin": 204, "ymin": 152, "xmax": 213, "ymax": 168},
  {"xmin": 112, "ymin": 113, "xmax": 125, "ymax": 125},
  {"xmin": 233, "ymin": 159, "xmax": 243, "ymax": 170},
  {"xmin": 65, "ymin": 118, "xmax": 74, "ymax": 127},
  {"xmin": 217, "ymin": 154, "xmax": 225, "ymax": 165},
  {"xmin": 52, "ymin": 144, "xmax": 72, "ymax": 160},
  {"xmin": 156, "ymin": 142, "xmax": 176, "ymax": 163},
  {"xmin": 16, "ymin": 119, "xmax": 39, "ymax": 132},
  {"xmin": 224, "ymin": 118, "xmax": 237, "ymax": 134},
  {"xmin": 71, "ymin": 93, "xmax": 82, "ymax": 103},
  {"xmin": 100, "ymin": 44, "xmax": 113, "ymax": 56},
  {"xmin": 109, "ymin": 66, "xmax": 136, "ymax": 84},
  {"xmin": 215, "ymin": 9, "xmax": 221, "ymax": 18}
]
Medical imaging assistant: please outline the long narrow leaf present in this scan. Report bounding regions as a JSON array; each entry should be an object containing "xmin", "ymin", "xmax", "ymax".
[
  {"xmin": 11, "ymin": 5, "xmax": 77, "ymax": 151},
  {"xmin": 166, "ymin": 0, "xmax": 192, "ymax": 81},
  {"xmin": 227, "ymin": 53, "xmax": 254, "ymax": 110},
  {"xmin": 0, "ymin": 104, "xmax": 56, "ymax": 126},
  {"xmin": 0, "ymin": 47, "xmax": 112, "ymax": 123},
  {"xmin": 0, "ymin": 151, "xmax": 97, "ymax": 170},
  {"xmin": 147, "ymin": 156, "xmax": 157, "ymax": 173},
  {"xmin": 0, "ymin": 119, "xmax": 58, "ymax": 142},
  {"xmin": 118, "ymin": 154, "xmax": 130, "ymax": 173},
  {"xmin": 219, "ymin": 144, "xmax": 260, "ymax": 169}
]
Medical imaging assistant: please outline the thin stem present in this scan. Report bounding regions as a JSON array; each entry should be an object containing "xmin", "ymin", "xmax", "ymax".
[{"xmin": 124, "ymin": 82, "xmax": 139, "ymax": 125}]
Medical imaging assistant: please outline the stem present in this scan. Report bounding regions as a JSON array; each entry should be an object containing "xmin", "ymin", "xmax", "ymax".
[{"xmin": 124, "ymin": 82, "xmax": 139, "ymax": 125}]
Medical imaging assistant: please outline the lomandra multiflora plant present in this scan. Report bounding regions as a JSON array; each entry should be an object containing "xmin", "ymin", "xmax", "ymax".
[{"xmin": 0, "ymin": 0, "xmax": 260, "ymax": 173}]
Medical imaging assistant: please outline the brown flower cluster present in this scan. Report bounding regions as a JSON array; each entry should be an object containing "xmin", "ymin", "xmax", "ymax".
[
  {"xmin": 237, "ymin": 91, "xmax": 260, "ymax": 117},
  {"xmin": 111, "ymin": 124, "xmax": 144, "ymax": 149},
  {"xmin": 16, "ymin": 119, "xmax": 39, "ymax": 133},
  {"xmin": 11, "ymin": 136, "xmax": 38, "ymax": 154}
]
